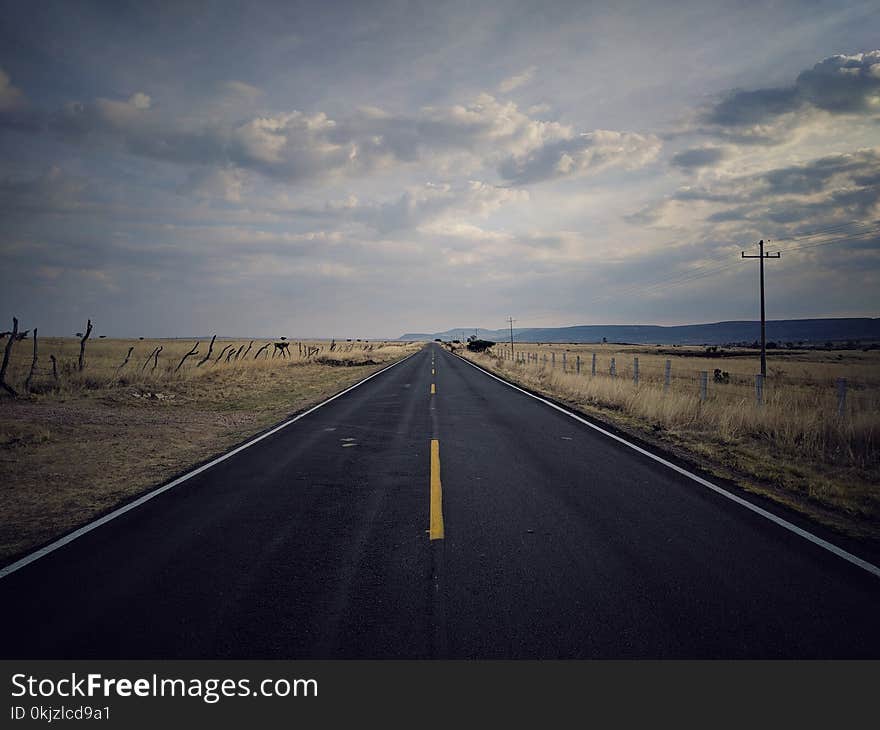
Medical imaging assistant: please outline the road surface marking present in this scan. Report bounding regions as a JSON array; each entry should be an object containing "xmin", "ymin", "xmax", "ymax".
[
  {"xmin": 432, "ymin": 368, "xmax": 435, "ymax": 375},
  {"xmin": 431, "ymin": 383, "xmax": 436, "ymax": 394},
  {"xmin": 456, "ymin": 354, "xmax": 880, "ymax": 580},
  {"xmin": 0, "ymin": 348, "xmax": 424, "ymax": 581},
  {"xmin": 430, "ymin": 439, "xmax": 444, "ymax": 540}
]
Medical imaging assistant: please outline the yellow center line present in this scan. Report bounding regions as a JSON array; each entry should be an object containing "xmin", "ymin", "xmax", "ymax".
[
  {"xmin": 432, "ymin": 368, "xmax": 435, "ymax": 375},
  {"xmin": 430, "ymin": 439, "xmax": 444, "ymax": 540},
  {"xmin": 431, "ymin": 383, "xmax": 436, "ymax": 394}
]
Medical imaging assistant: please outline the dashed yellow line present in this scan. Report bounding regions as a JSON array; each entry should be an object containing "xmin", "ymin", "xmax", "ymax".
[
  {"xmin": 431, "ymin": 383, "xmax": 436, "ymax": 394},
  {"xmin": 430, "ymin": 439, "xmax": 444, "ymax": 540}
]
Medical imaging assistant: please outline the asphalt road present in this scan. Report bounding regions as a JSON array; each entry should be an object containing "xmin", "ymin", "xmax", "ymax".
[{"xmin": 1, "ymin": 343, "xmax": 878, "ymax": 658}]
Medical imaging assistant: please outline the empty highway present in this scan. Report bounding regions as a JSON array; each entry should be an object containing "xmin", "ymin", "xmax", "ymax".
[{"xmin": 1, "ymin": 343, "xmax": 878, "ymax": 658}]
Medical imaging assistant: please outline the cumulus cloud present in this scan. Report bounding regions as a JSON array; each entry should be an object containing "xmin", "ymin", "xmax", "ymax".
[
  {"xmin": 703, "ymin": 51, "xmax": 880, "ymax": 143},
  {"xmin": 367, "ymin": 180, "xmax": 529, "ymax": 233},
  {"xmin": 41, "ymin": 89, "xmax": 658, "ymax": 188},
  {"xmin": 498, "ymin": 129, "xmax": 661, "ymax": 184},
  {"xmin": 498, "ymin": 66, "xmax": 537, "ymax": 93}
]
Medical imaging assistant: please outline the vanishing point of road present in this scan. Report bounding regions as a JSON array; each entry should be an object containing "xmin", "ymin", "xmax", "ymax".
[{"xmin": 1, "ymin": 343, "xmax": 878, "ymax": 658}]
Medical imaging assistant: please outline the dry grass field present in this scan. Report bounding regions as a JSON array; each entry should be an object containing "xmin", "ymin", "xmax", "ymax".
[
  {"xmin": 460, "ymin": 341, "xmax": 880, "ymax": 540},
  {"xmin": 0, "ymin": 335, "xmax": 421, "ymax": 563}
]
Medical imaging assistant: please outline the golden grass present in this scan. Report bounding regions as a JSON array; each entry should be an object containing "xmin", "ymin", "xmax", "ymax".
[
  {"xmin": 0, "ymin": 336, "xmax": 421, "ymax": 563},
  {"xmin": 460, "ymin": 342, "xmax": 880, "ymax": 539}
]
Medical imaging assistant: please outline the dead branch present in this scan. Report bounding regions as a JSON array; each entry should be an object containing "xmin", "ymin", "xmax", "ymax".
[
  {"xmin": 254, "ymin": 342, "xmax": 272, "ymax": 360},
  {"xmin": 0, "ymin": 316, "xmax": 19, "ymax": 397},
  {"xmin": 174, "ymin": 341, "xmax": 200, "ymax": 372},
  {"xmin": 115, "ymin": 346, "xmax": 135, "ymax": 372},
  {"xmin": 78, "ymin": 319, "xmax": 92, "ymax": 371},
  {"xmin": 151, "ymin": 346, "xmax": 162, "ymax": 371},
  {"xmin": 15, "ymin": 329, "xmax": 30, "ymax": 342},
  {"xmin": 214, "ymin": 344, "xmax": 233, "ymax": 365},
  {"xmin": 225, "ymin": 347, "xmax": 237, "ymax": 363},
  {"xmin": 25, "ymin": 328, "xmax": 38, "ymax": 393},
  {"xmin": 196, "ymin": 335, "xmax": 216, "ymax": 367},
  {"xmin": 50, "ymin": 354, "xmax": 58, "ymax": 380},
  {"xmin": 242, "ymin": 340, "xmax": 254, "ymax": 359},
  {"xmin": 142, "ymin": 346, "xmax": 160, "ymax": 372},
  {"xmin": 234, "ymin": 344, "xmax": 245, "ymax": 361}
]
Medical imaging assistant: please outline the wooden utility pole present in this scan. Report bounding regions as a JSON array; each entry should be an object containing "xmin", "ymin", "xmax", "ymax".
[
  {"xmin": 507, "ymin": 316, "xmax": 515, "ymax": 360},
  {"xmin": 742, "ymin": 240, "xmax": 780, "ymax": 377}
]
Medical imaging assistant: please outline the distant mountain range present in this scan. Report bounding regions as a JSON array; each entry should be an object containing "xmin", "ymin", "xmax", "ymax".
[{"xmin": 399, "ymin": 318, "xmax": 880, "ymax": 345}]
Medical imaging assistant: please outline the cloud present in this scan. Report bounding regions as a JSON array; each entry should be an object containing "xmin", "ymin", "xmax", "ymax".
[
  {"xmin": 41, "ymin": 88, "xmax": 657, "ymax": 188},
  {"xmin": 702, "ymin": 51, "xmax": 880, "ymax": 143},
  {"xmin": 498, "ymin": 129, "xmax": 661, "ymax": 184},
  {"xmin": 638, "ymin": 148, "xmax": 880, "ymax": 239},
  {"xmin": 498, "ymin": 66, "xmax": 537, "ymax": 94},
  {"xmin": 128, "ymin": 92, "xmax": 151, "ymax": 110},
  {"xmin": 671, "ymin": 146, "xmax": 727, "ymax": 169},
  {"xmin": 220, "ymin": 80, "xmax": 264, "ymax": 99},
  {"xmin": 367, "ymin": 180, "xmax": 529, "ymax": 233},
  {"xmin": 179, "ymin": 167, "xmax": 246, "ymax": 202},
  {"xmin": 0, "ymin": 68, "xmax": 24, "ymax": 111},
  {"xmin": 0, "ymin": 68, "xmax": 41, "ymax": 132},
  {"xmin": 0, "ymin": 165, "xmax": 86, "ymax": 216}
]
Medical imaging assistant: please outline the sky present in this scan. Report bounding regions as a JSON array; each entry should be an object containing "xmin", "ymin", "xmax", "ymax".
[{"xmin": 1, "ymin": 0, "xmax": 879, "ymax": 338}]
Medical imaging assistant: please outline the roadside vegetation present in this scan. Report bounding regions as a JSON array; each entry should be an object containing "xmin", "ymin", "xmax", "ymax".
[
  {"xmin": 0, "ymin": 335, "xmax": 421, "ymax": 563},
  {"xmin": 457, "ymin": 341, "xmax": 880, "ymax": 540}
]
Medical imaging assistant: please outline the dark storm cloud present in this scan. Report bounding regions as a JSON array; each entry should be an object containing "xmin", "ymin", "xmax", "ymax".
[{"xmin": 704, "ymin": 51, "xmax": 880, "ymax": 139}]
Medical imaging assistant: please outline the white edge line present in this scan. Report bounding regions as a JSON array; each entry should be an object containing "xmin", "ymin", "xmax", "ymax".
[
  {"xmin": 455, "ymin": 353, "xmax": 880, "ymax": 580},
  {"xmin": 0, "ymin": 349, "xmax": 423, "ymax": 581}
]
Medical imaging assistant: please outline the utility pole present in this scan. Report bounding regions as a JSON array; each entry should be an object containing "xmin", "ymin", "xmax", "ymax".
[
  {"xmin": 508, "ymin": 316, "xmax": 515, "ymax": 360},
  {"xmin": 741, "ymin": 239, "xmax": 780, "ymax": 377}
]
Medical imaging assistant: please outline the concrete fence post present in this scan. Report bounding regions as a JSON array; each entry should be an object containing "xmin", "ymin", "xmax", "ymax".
[
  {"xmin": 610, "ymin": 357, "xmax": 616, "ymax": 378},
  {"xmin": 562, "ymin": 353, "xmax": 567, "ymax": 372},
  {"xmin": 700, "ymin": 370, "xmax": 708, "ymax": 402},
  {"xmin": 552, "ymin": 352, "xmax": 556, "ymax": 368},
  {"xmin": 591, "ymin": 353, "xmax": 597, "ymax": 377},
  {"xmin": 836, "ymin": 378, "xmax": 847, "ymax": 417},
  {"xmin": 576, "ymin": 355, "xmax": 581, "ymax": 375},
  {"xmin": 633, "ymin": 357, "xmax": 639, "ymax": 385},
  {"xmin": 755, "ymin": 373, "xmax": 764, "ymax": 406},
  {"xmin": 543, "ymin": 353, "xmax": 547, "ymax": 367},
  {"xmin": 664, "ymin": 359, "xmax": 671, "ymax": 393}
]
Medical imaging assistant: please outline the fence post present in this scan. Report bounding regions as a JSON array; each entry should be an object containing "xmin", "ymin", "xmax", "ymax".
[
  {"xmin": 562, "ymin": 353, "xmax": 567, "ymax": 372},
  {"xmin": 700, "ymin": 370, "xmax": 708, "ymax": 402},
  {"xmin": 610, "ymin": 357, "xmax": 616, "ymax": 378},
  {"xmin": 755, "ymin": 373, "xmax": 764, "ymax": 406},
  {"xmin": 664, "ymin": 359, "xmax": 671, "ymax": 392},
  {"xmin": 591, "ymin": 353, "xmax": 597, "ymax": 377},
  {"xmin": 576, "ymin": 355, "xmax": 581, "ymax": 375},
  {"xmin": 633, "ymin": 357, "xmax": 639, "ymax": 385},
  {"xmin": 836, "ymin": 378, "xmax": 847, "ymax": 417},
  {"xmin": 552, "ymin": 352, "xmax": 555, "ymax": 368},
  {"xmin": 543, "ymin": 353, "xmax": 547, "ymax": 367}
]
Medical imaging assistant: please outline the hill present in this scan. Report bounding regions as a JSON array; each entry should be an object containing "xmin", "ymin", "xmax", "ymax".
[{"xmin": 399, "ymin": 318, "xmax": 880, "ymax": 346}]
